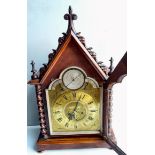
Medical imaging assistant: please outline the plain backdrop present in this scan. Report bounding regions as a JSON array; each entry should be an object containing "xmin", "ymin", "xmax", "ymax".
[{"xmin": 27, "ymin": 0, "xmax": 127, "ymax": 153}]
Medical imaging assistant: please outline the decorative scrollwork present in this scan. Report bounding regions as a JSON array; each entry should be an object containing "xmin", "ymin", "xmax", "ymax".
[
  {"xmin": 39, "ymin": 64, "xmax": 48, "ymax": 79},
  {"xmin": 76, "ymin": 32, "xmax": 86, "ymax": 46},
  {"xmin": 87, "ymin": 47, "xmax": 97, "ymax": 61},
  {"xmin": 36, "ymin": 6, "xmax": 111, "ymax": 79},
  {"xmin": 58, "ymin": 33, "xmax": 67, "ymax": 48},
  {"xmin": 35, "ymin": 6, "xmax": 112, "ymax": 81},
  {"xmin": 48, "ymin": 52, "xmax": 54, "ymax": 62}
]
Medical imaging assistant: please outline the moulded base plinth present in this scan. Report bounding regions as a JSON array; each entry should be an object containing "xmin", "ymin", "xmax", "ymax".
[{"xmin": 36, "ymin": 129, "xmax": 116, "ymax": 152}]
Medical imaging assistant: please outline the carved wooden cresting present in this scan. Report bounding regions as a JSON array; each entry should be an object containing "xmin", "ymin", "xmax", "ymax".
[{"xmin": 28, "ymin": 6, "xmax": 127, "ymax": 155}]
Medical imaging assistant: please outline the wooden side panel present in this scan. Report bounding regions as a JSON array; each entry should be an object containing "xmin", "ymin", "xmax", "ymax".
[{"xmin": 106, "ymin": 52, "xmax": 127, "ymax": 89}]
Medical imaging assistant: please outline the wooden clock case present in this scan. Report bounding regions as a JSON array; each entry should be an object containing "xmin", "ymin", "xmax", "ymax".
[{"xmin": 28, "ymin": 6, "xmax": 127, "ymax": 155}]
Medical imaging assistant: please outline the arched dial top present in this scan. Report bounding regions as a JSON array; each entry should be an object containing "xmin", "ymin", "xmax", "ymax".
[
  {"xmin": 46, "ymin": 66, "xmax": 101, "ymax": 135},
  {"xmin": 62, "ymin": 67, "xmax": 86, "ymax": 90}
]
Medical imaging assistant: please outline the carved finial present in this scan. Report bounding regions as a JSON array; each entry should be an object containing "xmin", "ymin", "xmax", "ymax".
[
  {"xmin": 76, "ymin": 32, "xmax": 86, "ymax": 46},
  {"xmin": 43, "ymin": 63, "xmax": 47, "ymax": 68},
  {"xmin": 109, "ymin": 57, "xmax": 114, "ymax": 74},
  {"xmin": 69, "ymin": 5, "xmax": 72, "ymax": 14},
  {"xmin": 31, "ymin": 60, "xmax": 35, "ymax": 72},
  {"xmin": 30, "ymin": 60, "xmax": 38, "ymax": 79},
  {"xmin": 87, "ymin": 47, "xmax": 93, "ymax": 51},
  {"xmin": 48, "ymin": 53, "xmax": 54, "ymax": 62},
  {"xmin": 52, "ymin": 49, "xmax": 57, "ymax": 55},
  {"xmin": 64, "ymin": 6, "xmax": 77, "ymax": 34}
]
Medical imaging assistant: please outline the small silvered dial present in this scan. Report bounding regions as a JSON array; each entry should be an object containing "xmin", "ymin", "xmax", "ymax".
[{"xmin": 62, "ymin": 68, "xmax": 85, "ymax": 90}]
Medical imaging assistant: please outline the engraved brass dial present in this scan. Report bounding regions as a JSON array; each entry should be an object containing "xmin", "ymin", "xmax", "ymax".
[
  {"xmin": 47, "ymin": 87, "xmax": 100, "ymax": 132},
  {"xmin": 46, "ymin": 67, "xmax": 101, "ymax": 135}
]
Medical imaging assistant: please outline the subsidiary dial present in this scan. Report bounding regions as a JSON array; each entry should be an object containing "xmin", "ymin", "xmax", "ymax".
[{"xmin": 62, "ymin": 68, "xmax": 85, "ymax": 90}]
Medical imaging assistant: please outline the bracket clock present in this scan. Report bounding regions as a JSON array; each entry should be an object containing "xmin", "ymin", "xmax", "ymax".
[{"xmin": 28, "ymin": 6, "xmax": 127, "ymax": 155}]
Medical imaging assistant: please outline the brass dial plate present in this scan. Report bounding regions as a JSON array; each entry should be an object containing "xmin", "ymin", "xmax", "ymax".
[{"xmin": 46, "ymin": 83, "xmax": 100, "ymax": 133}]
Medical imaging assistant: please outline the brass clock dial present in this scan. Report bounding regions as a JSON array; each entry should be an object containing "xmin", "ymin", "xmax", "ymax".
[
  {"xmin": 46, "ymin": 67, "xmax": 101, "ymax": 135},
  {"xmin": 50, "ymin": 90, "xmax": 100, "ymax": 132}
]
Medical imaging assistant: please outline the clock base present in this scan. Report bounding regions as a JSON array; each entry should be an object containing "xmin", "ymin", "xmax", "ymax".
[{"xmin": 36, "ymin": 130, "xmax": 116, "ymax": 152}]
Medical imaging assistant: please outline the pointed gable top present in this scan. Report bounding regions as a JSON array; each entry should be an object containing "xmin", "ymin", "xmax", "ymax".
[{"xmin": 28, "ymin": 6, "xmax": 111, "ymax": 87}]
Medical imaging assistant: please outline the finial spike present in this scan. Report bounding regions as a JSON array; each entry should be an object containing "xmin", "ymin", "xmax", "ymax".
[
  {"xmin": 30, "ymin": 60, "xmax": 35, "ymax": 73},
  {"xmin": 109, "ymin": 57, "xmax": 114, "ymax": 74},
  {"xmin": 69, "ymin": 5, "xmax": 72, "ymax": 14},
  {"xmin": 30, "ymin": 60, "xmax": 38, "ymax": 79},
  {"xmin": 64, "ymin": 6, "xmax": 77, "ymax": 34}
]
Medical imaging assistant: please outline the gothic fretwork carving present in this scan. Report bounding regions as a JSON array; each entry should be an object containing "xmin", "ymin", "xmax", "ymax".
[
  {"xmin": 29, "ymin": 6, "xmax": 111, "ymax": 79},
  {"xmin": 76, "ymin": 32, "xmax": 86, "ymax": 46},
  {"xmin": 58, "ymin": 33, "xmax": 67, "ymax": 48}
]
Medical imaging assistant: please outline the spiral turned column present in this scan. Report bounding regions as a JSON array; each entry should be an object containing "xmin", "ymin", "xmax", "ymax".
[{"xmin": 36, "ymin": 84, "xmax": 48, "ymax": 139}]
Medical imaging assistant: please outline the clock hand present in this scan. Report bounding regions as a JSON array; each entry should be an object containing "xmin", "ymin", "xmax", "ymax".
[
  {"xmin": 67, "ymin": 96, "xmax": 81, "ymax": 121},
  {"xmin": 74, "ymin": 101, "xmax": 78, "ymax": 110},
  {"xmin": 52, "ymin": 73, "xmax": 83, "ymax": 100},
  {"xmin": 71, "ymin": 76, "xmax": 75, "ymax": 81},
  {"xmin": 66, "ymin": 73, "xmax": 82, "ymax": 87},
  {"xmin": 67, "ymin": 108, "xmax": 77, "ymax": 121},
  {"xmin": 74, "ymin": 95, "xmax": 81, "ymax": 110},
  {"xmin": 71, "ymin": 95, "xmax": 81, "ymax": 119},
  {"xmin": 67, "ymin": 112, "xmax": 75, "ymax": 120}
]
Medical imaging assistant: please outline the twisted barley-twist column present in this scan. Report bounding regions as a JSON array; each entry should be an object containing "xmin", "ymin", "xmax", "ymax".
[{"xmin": 36, "ymin": 84, "xmax": 48, "ymax": 139}]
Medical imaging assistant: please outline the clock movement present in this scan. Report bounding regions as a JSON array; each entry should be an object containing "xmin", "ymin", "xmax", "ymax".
[{"xmin": 28, "ymin": 6, "xmax": 127, "ymax": 155}]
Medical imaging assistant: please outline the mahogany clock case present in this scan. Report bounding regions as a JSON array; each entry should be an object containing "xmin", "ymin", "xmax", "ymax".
[{"xmin": 28, "ymin": 6, "xmax": 127, "ymax": 155}]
